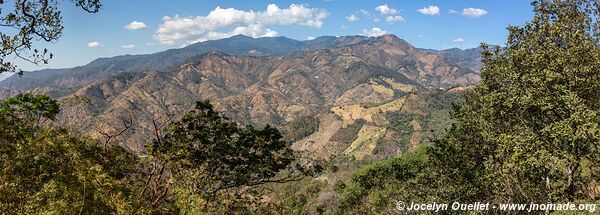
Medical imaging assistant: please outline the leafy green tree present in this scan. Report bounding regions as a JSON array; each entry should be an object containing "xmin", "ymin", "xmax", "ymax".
[
  {"xmin": 0, "ymin": 93, "xmax": 138, "ymax": 214},
  {"xmin": 149, "ymin": 100, "xmax": 319, "ymax": 213},
  {"xmin": 0, "ymin": 0, "xmax": 101, "ymax": 73},
  {"xmin": 0, "ymin": 93, "xmax": 59, "ymax": 130},
  {"xmin": 337, "ymin": 1, "xmax": 600, "ymax": 212},
  {"xmin": 430, "ymin": 0, "xmax": 600, "ymax": 204},
  {"xmin": 338, "ymin": 146, "xmax": 438, "ymax": 214}
]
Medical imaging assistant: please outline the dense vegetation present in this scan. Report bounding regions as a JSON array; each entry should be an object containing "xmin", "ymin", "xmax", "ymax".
[
  {"xmin": 284, "ymin": 115, "xmax": 320, "ymax": 142},
  {"xmin": 334, "ymin": 0, "xmax": 600, "ymax": 213},
  {"xmin": 0, "ymin": 94, "xmax": 137, "ymax": 214},
  {"xmin": 0, "ymin": 95, "xmax": 320, "ymax": 214}
]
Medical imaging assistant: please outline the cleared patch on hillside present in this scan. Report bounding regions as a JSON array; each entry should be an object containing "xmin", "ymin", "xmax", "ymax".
[
  {"xmin": 291, "ymin": 114, "xmax": 342, "ymax": 158},
  {"xmin": 381, "ymin": 77, "xmax": 414, "ymax": 92},
  {"xmin": 331, "ymin": 96, "xmax": 406, "ymax": 127},
  {"xmin": 285, "ymin": 105, "xmax": 307, "ymax": 113},
  {"xmin": 378, "ymin": 97, "xmax": 407, "ymax": 112},
  {"xmin": 370, "ymin": 83, "xmax": 394, "ymax": 97},
  {"xmin": 334, "ymin": 82, "xmax": 395, "ymax": 106},
  {"xmin": 330, "ymin": 120, "xmax": 366, "ymax": 154},
  {"xmin": 344, "ymin": 125, "xmax": 387, "ymax": 160},
  {"xmin": 447, "ymin": 85, "xmax": 474, "ymax": 93}
]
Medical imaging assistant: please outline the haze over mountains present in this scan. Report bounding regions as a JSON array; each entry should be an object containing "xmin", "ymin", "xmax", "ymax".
[{"xmin": 0, "ymin": 34, "xmax": 483, "ymax": 157}]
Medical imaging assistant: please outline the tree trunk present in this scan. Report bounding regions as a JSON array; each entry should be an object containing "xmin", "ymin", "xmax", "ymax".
[{"xmin": 567, "ymin": 164, "xmax": 575, "ymax": 202}]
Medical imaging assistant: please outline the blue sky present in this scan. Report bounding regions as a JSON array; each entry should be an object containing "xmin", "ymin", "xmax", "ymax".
[{"xmin": 14, "ymin": 0, "xmax": 535, "ymax": 71}]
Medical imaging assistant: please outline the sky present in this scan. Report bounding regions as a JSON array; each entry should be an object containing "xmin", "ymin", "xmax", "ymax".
[{"xmin": 11, "ymin": 0, "xmax": 536, "ymax": 72}]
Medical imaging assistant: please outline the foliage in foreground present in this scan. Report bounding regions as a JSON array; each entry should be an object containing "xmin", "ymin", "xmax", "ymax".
[
  {"xmin": 0, "ymin": 95, "xmax": 316, "ymax": 214},
  {"xmin": 148, "ymin": 100, "xmax": 319, "ymax": 213},
  {"xmin": 333, "ymin": 0, "xmax": 600, "ymax": 214},
  {"xmin": 0, "ymin": 94, "xmax": 138, "ymax": 214}
]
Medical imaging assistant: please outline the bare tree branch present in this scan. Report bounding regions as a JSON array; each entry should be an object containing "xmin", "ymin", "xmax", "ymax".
[{"xmin": 96, "ymin": 112, "xmax": 133, "ymax": 148}]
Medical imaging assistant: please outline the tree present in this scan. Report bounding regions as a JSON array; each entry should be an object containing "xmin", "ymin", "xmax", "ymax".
[
  {"xmin": 430, "ymin": 0, "xmax": 600, "ymax": 204},
  {"xmin": 338, "ymin": 146, "xmax": 438, "ymax": 214},
  {"xmin": 0, "ymin": 93, "xmax": 139, "ymax": 214},
  {"xmin": 0, "ymin": 93, "xmax": 59, "ymax": 129},
  {"xmin": 0, "ymin": 0, "xmax": 101, "ymax": 74},
  {"xmin": 148, "ymin": 100, "xmax": 319, "ymax": 213}
]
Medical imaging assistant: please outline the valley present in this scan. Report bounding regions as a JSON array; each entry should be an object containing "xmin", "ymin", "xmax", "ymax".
[{"xmin": 0, "ymin": 34, "xmax": 479, "ymax": 157}]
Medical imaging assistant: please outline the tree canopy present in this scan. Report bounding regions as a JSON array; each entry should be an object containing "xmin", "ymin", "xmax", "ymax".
[
  {"xmin": 0, "ymin": 93, "xmax": 138, "ymax": 214},
  {"xmin": 432, "ymin": 0, "xmax": 600, "ymax": 203},
  {"xmin": 148, "ymin": 100, "xmax": 318, "ymax": 213},
  {"xmin": 335, "ymin": 0, "xmax": 600, "ymax": 213},
  {"xmin": 0, "ymin": 0, "xmax": 101, "ymax": 74}
]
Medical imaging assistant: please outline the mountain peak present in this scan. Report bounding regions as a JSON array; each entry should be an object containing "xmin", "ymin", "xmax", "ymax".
[
  {"xmin": 355, "ymin": 34, "xmax": 414, "ymax": 52},
  {"xmin": 376, "ymin": 34, "xmax": 410, "ymax": 45},
  {"xmin": 380, "ymin": 34, "xmax": 400, "ymax": 41},
  {"xmin": 229, "ymin": 34, "xmax": 253, "ymax": 39}
]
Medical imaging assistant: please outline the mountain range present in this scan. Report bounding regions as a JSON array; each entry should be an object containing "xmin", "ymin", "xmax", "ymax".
[
  {"xmin": 0, "ymin": 35, "xmax": 482, "ymax": 92},
  {"xmin": 0, "ymin": 34, "xmax": 482, "ymax": 158}
]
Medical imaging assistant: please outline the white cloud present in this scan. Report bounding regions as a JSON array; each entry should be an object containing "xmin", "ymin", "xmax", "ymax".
[
  {"xmin": 375, "ymin": 4, "xmax": 398, "ymax": 15},
  {"xmin": 124, "ymin": 21, "xmax": 147, "ymax": 30},
  {"xmin": 154, "ymin": 4, "xmax": 329, "ymax": 45},
  {"xmin": 307, "ymin": 36, "xmax": 316, "ymax": 40},
  {"xmin": 386, "ymin": 15, "xmax": 405, "ymax": 24},
  {"xmin": 448, "ymin": 9, "xmax": 458, "ymax": 14},
  {"xmin": 462, "ymin": 8, "xmax": 487, "ymax": 18},
  {"xmin": 87, "ymin": 41, "xmax": 103, "ymax": 48},
  {"xmin": 417, "ymin": 6, "xmax": 440, "ymax": 15},
  {"xmin": 361, "ymin": 27, "xmax": 387, "ymax": 37},
  {"xmin": 346, "ymin": 14, "xmax": 359, "ymax": 22},
  {"xmin": 360, "ymin": 9, "xmax": 371, "ymax": 16},
  {"xmin": 341, "ymin": 25, "xmax": 348, "ymax": 30},
  {"xmin": 121, "ymin": 44, "xmax": 135, "ymax": 49},
  {"xmin": 453, "ymin": 38, "xmax": 465, "ymax": 43},
  {"xmin": 373, "ymin": 18, "xmax": 380, "ymax": 22}
]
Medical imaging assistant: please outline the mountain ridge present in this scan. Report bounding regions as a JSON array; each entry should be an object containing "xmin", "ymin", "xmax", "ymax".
[
  {"xmin": 0, "ymin": 34, "xmax": 481, "ymax": 92},
  {"xmin": 0, "ymin": 34, "xmax": 482, "ymax": 157},
  {"xmin": 33, "ymin": 34, "xmax": 479, "ymax": 154}
]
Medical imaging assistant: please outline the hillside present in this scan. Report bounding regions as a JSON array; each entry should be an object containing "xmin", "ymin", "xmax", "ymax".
[
  {"xmin": 3, "ymin": 0, "xmax": 598, "ymax": 213},
  {"xmin": 0, "ymin": 35, "xmax": 303, "ymax": 95},
  {"xmin": 0, "ymin": 35, "xmax": 347, "ymax": 93},
  {"xmin": 42, "ymin": 34, "xmax": 479, "ymax": 158},
  {"xmin": 0, "ymin": 35, "xmax": 480, "ymax": 94},
  {"xmin": 420, "ymin": 47, "xmax": 484, "ymax": 72}
]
